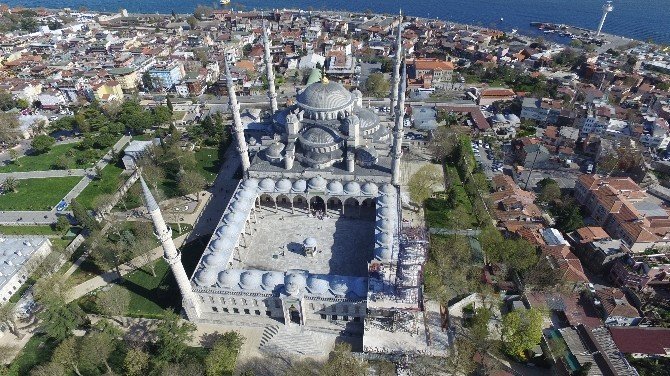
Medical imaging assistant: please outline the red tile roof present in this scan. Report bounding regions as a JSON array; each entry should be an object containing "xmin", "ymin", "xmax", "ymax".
[{"xmin": 608, "ymin": 327, "xmax": 670, "ymax": 355}]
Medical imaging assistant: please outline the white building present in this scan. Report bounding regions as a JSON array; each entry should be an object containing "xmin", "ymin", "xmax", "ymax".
[
  {"xmin": 520, "ymin": 97, "xmax": 562, "ymax": 124},
  {"xmin": 640, "ymin": 116, "xmax": 670, "ymax": 150},
  {"xmin": 298, "ymin": 52, "xmax": 326, "ymax": 70},
  {"xmin": 0, "ymin": 237, "xmax": 52, "ymax": 304},
  {"xmin": 580, "ymin": 101, "xmax": 630, "ymax": 138}
]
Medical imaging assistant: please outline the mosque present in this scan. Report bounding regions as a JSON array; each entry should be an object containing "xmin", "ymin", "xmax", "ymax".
[{"xmin": 141, "ymin": 16, "xmax": 437, "ymax": 355}]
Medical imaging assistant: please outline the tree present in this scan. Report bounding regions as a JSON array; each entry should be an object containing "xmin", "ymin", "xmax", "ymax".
[
  {"xmin": 0, "ymin": 90, "xmax": 16, "ymax": 111},
  {"xmin": 204, "ymin": 332, "xmax": 245, "ymax": 376},
  {"xmin": 186, "ymin": 16, "xmax": 197, "ymax": 29},
  {"xmin": 31, "ymin": 135, "xmax": 55, "ymax": 154},
  {"xmin": 70, "ymin": 199, "xmax": 99, "ymax": 232},
  {"xmin": 153, "ymin": 105, "xmax": 172, "ymax": 126},
  {"xmin": 124, "ymin": 347, "xmax": 150, "ymax": 376},
  {"xmin": 408, "ymin": 164, "xmax": 442, "ymax": 204},
  {"xmin": 537, "ymin": 178, "xmax": 561, "ymax": 204},
  {"xmin": 470, "ymin": 307, "xmax": 492, "ymax": 346},
  {"xmin": 166, "ymin": 96, "xmax": 174, "ymax": 113},
  {"xmin": 36, "ymin": 298, "xmax": 85, "ymax": 343},
  {"xmin": 365, "ymin": 73, "xmax": 390, "ymax": 97},
  {"xmin": 0, "ymin": 112, "xmax": 20, "ymax": 145},
  {"xmin": 320, "ymin": 342, "xmax": 368, "ymax": 376},
  {"xmin": 154, "ymin": 310, "xmax": 197, "ymax": 365},
  {"xmin": 444, "ymin": 337, "xmax": 477, "ymax": 375},
  {"xmin": 96, "ymin": 285, "xmax": 130, "ymax": 325},
  {"xmin": 552, "ymin": 196, "xmax": 584, "ymax": 233},
  {"xmin": 30, "ymin": 362, "xmax": 66, "ymax": 376},
  {"xmin": 79, "ymin": 331, "xmax": 115, "ymax": 373},
  {"xmin": 0, "ymin": 303, "xmax": 21, "ymax": 339},
  {"xmin": 53, "ymin": 216, "xmax": 70, "ymax": 232},
  {"xmin": 2, "ymin": 177, "xmax": 18, "ymax": 193},
  {"xmin": 501, "ymin": 308, "xmax": 544, "ymax": 359},
  {"xmin": 8, "ymin": 149, "xmax": 19, "ymax": 166},
  {"xmin": 51, "ymin": 336, "xmax": 84, "ymax": 376},
  {"xmin": 178, "ymin": 170, "xmax": 207, "ymax": 202}
]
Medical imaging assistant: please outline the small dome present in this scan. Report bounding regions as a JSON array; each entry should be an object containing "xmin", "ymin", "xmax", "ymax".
[
  {"xmin": 344, "ymin": 181, "xmax": 360, "ymax": 195},
  {"xmin": 218, "ymin": 269, "xmax": 239, "ymax": 287},
  {"xmin": 231, "ymin": 199, "xmax": 250, "ymax": 212},
  {"xmin": 240, "ymin": 270, "xmax": 262, "ymax": 289},
  {"xmin": 361, "ymin": 182, "xmax": 378, "ymax": 196},
  {"xmin": 376, "ymin": 232, "xmax": 392, "ymax": 247},
  {"xmin": 275, "ymin": 178, "xmax": 292, "ymax": 193},
  {"xmin": 243, "ymin": 178, "xmax": 259, "ymax": 190},
  {"xmin": 495, "ymin": 113, "xmax": 506, "ymax": 122},
  {"xmin": 374, "ymin": 246, "xmax": 393, "ymax": 261},
  {"xmin": 307, "ymin": 275, "xmax": 330, "ymax": 294},
  {"xmin": 195, "ymin": 268, "xmax": 218, "ymax": 286},
  {"xmin": 327, "ymin": 180, "xmax": 343, "ymax": 194},
  {"xmin": 329, "ymin": 277, "xmax": 348, "ymax": 296},
  {"xmin": 203, "ymin": 252, "xmax": 227, "ymax": 267},
  {"xmin": 292, "ymin": 179, "xmax": 307, "ymax": 192},
  {"xmin": 266, "ymin": 142, "xmax": 285, "ymax": 158},
  {"xmin": 222, "ymin": 212, "xmax": 242, "ymax": 225},
  {"xmin": 304, "ymin": 237, "xmax": 317, "ymax": 247},
  {"xmin": 377, "ymin": 206, "xmax": 392, "ymax": 219},
  {"xmin": 259, "ymin": 178, "xmax": 275, "ymax": 192},
  {"xmin": 376, "ymin": 218, "xmax": 393, "ymax": 233},
  {"xmin": 262, "ymin": 272, "xmax": 284, "ymax": 290},
  {"xmin": 380, "ymin": 184, "xmax": 396, "ymax": 195},
  {"xmin": 357, "ymin": 107, "xmax": 380, "ymax": 131},
  {"xmin": 377, "ymin": 195, "xmax": 391, "ymax": 207},
  {"xmin": 210, "ymin": 237, "xmax": 234, "ymax": 251},
  {"xmin": 308, "ymin": 176, "xmax": 327, "ymax": 190},
  {"xmin": 236, "ymin": 188, "xmax": 256, "ymax": 200},
  {"xmin": 284, "ymin": 272, "xmax": 306, "ymax": 294}
]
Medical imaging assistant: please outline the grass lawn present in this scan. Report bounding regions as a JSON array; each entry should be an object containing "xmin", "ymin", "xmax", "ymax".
[
  {"xmin": 194, "ymin": 147, "xmax": 223, "ymax": 183},
  {"xmin": 0, "ymin": 225, "xmax": 62, "ymax": 236},
  {"xmin": 78, "ymin": 236, "xmax": 208, "ymax": 318},
  {"xmin": 6, "ymin": 334, "xmax": 58, "ymax": 376},
  {"xmin": 0, "ymin": 177, "xmax": 81, "ymax": 211},
  {"xmin": 0, "ymin": 143, "xmax": 102, "ymax": 173},
  {"xmin": 76, "ymin": 161, "xmax": 125, "ymax": 210},
  {"xmin": 424, "ymin": 166, "xmax": 476, "ymax": 229}
]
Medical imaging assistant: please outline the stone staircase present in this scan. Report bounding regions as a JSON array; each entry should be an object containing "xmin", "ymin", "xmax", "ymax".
[{"xmin": 258, "ymin": 325, "xmax": 326, "ymax": 356}]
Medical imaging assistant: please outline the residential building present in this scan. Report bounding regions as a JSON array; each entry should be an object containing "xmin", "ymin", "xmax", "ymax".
[
  {"xmin": 609, "ymin": 327, "xmax": 670, "ymax": 358},
  {"xmin": 148, "ymin": 61, "xmax": 185, "ymax": 89},
  {"xmin": 595, "ymin": 288, "xmax": 641, "ymax": 326},
  {"xmin": 406, "ymin": 58, "xmax": 454, "ymax": 90},
  {"xmin": 520, "ymin": 97, "xmax": 562, "ymax": 124}
]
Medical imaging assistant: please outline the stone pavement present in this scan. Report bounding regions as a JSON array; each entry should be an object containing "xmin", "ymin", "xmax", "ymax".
[{"xmin": 0, "ymin": 169, "xmax": 86, "ymax": 181}]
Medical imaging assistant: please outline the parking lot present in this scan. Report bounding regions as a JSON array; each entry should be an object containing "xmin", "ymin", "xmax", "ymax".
[{"xmin": 471, "ymin": 140, "xmax": 503, "ymax": 178}]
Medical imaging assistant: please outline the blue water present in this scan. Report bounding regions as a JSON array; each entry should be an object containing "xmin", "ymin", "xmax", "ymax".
[{"xmin": 5, "ymin": 0, "xmax": 668, "ymax": 44}]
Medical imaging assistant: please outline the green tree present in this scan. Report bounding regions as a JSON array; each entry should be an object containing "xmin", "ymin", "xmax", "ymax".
[
  {"xmin": 0, "ymin": 303, "xmax": 21, "ymax": 338},
  {"xmin": 166, "ymin": 96, "xmax": 174, "ymax": 113},
  {"xmin": 153, "ymin": 105, "xmax": 172, "ymax": 126},
  {"xmin": 154, "ymin": 310, "xmax": 197, "ymax": 365},
  {"xmin": 53, "ymin": 216, "xmax": 70, "ymax": 232},
  {"xmin": 124, "ymin": 347, "xmax": 150, "ymax": 376},
  {"xmin": 2, "ymin": 177, "xmax": 18, "ymax": 193},
  {"xmin": 79, "ymin": 331, "xmax": 115, "ymax": 373},
  {"xmin": 408, "ymin": 164, "xmax": 442, "ymax": 204},
  {"xmin": 95, "ymin": 285, "xmax": 130, "ymax": 325},
  {"xmin": 0, "ymin": 90, "xmax": 16, "ymax": 111},
  {"xmin": 320, "ymin": 342, "xmax": 368, "ymax": 376},
  {"xmin": 30, "ymin": 362, "xmax": 66, "ymax": 376},
  {"xmin": 30, "ymin": 135, "xmax": 55, "ymax": 154},
  {"xmin": 0, "ymin": 112, "xmax": 20, "ymax": 145},
  {"xmin": 186, "ymin": 16, "xmax": 197, "ymax": 29},
  {"xmin": 537, "ymin": 178, "xmax": 561, "ymax": 204},
  {"xmin": 178, "ymin": 169, "xmax": 207, "ymax": 202},
  {"xmin": 470, "ymin": 307, "xmax": 492, "ymax": 345},
  {"xmin": 501, "ymin": 308, "xmax": 544, "ymax": 359},
  {"xmin": 51, "ymin": 336, "xmax": 83, "ymax": 375},
  {"xmin": 70, "ymin": 199, "xmax": 99, "ymax": 232},
  {"xmin": 204, "ymin": 332, "xmax": 245, "ymax": 376},
  {"xmin": 8, "ymin": 148, "xmax": 19, "ymax": 166},
  {"xmin": 365, "ymin": 72, "xmax": 390, "ymax": 97}
]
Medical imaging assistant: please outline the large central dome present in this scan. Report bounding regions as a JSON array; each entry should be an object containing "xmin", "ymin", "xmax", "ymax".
[{"xmin": 297, "ymin": 81, "xmax": 354, "ymax": 113}]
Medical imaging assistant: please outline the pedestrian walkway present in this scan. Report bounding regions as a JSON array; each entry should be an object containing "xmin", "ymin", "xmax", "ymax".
[{"xmin": 0, "ymin": 169, "xmax": 87, "ymax": 181}]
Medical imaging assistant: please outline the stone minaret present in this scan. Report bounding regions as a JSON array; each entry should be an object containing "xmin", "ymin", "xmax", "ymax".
[
  {"xmin": 390, "ymin": 11, "xmax": 403, "ymax": 115},
  {"xmin": 262, "ymin": 21, "xmax": 278, "ymax": 114},
  {"xmin": 223, "ymin": 58, "xmax": 251, "ymax": 173},
  {"xmin": 140, "ymin": 177, "xmax": 201, "ymax": 319},
  {"xmin": 391, "ymin": 61, "xmax": 407, "ymax": 186}
]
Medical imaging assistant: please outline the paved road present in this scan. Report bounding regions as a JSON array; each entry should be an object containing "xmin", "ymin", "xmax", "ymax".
[{"xmin": 0, "ymin": 169, "xmax": 86, "ymax": 181}]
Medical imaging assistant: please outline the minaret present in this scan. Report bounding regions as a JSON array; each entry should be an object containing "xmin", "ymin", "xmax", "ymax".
[
  {"xmin": 391, "ymin": 61, "xmax": 407, "ymax": 186},
  {"xmin": 390, "ymin": 10, "xmax": 403, "ymax": 115},
  {"xmin": 262, "ymin": 20, "xmax": 278, "ymax": 114},
  {"xmin": 223, "ymin": 58, "xmax": 251, "ymax": 173},
  {"xmin": 140, "ymin": 177, "xmax": 201, "ymax": 319}
]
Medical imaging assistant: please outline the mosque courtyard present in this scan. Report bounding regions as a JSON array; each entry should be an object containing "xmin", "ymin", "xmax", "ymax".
[{"xmin": 232, "ymin": 205, "xmax": 375, "ymax": 277}]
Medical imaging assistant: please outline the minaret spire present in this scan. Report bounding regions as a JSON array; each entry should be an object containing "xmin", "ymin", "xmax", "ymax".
[
  {"xmin": 262, "ymin": 20, "xmax": 278, "ymax": 114},
  {"xmin": 390, "ymin": 11, "xmax": 404, "ymax": 115},
  {"xmin": 391, "ymin": 61, "xmax": 407, "ymax": 186},
  {"xmin": 140, "ymin": 176, "xmax": 201, "ymax": 318},
  {"xmin": 223, "ymin": 57, "xmax": 251, "ymax": 174}
]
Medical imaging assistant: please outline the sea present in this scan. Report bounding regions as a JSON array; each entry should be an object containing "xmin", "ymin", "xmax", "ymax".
[{"xmin": 4, "ymin": 0, "xmax": 668, "ymax": 45}]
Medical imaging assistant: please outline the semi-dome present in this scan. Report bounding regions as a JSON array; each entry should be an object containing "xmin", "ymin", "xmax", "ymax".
[
  {"xmin": 308, "ymin": 176, "xmax": 327, "ymax": 190},
  {"xmin": 218, "ymin": 269, "xmax": 239, "ymax": 287},
  {"xmin": 329, "ymin": 277, "xmax": 348, "ymax": 296},
  {"xmin": 300, "ymin": 126, "xmax": 338, "ymax": 146},
  {"xmin": 259, "ymin": 178, "xmax": 275, "ymax": 192},
  {"xmin": 343, "ymin": 114, "xmax": 360, "ymax": 128},
  {"xmin": 307, "ymin": 275, "xmax": 330, "ymax": 294},
  {"xmin": 361, "ymin": 182, "xmax": 378, "ymax": 196},
  {"xmin": 284, "ymin": 272, "xmax": 306, "ymax": 294},
  {"xmin": 240, "ymin": 270, "xmax": 262, "ymax": 289},
  {"xmin": 195, "ymin": 268, "xmax": 218, "ymax": 286},
  {"xmin": 275, "ymin": 179, "xmax": 292, "ymax": 193},
  {"xmin": 262, "ymin": 271, "xmax": 284, "ymax": 290},
  {"xmin": 344, "ymin": 181, "xmax": 360, "ymax": 195},
  {"xmin": 203, "ymin": 251, "xmax": 227, "ymax": 267},
  {"xmin": 292, "ymin": 179, "xmax": 307, "ymax": 192},
  {"xmin": 296, "ymin": 81, "xmax": 354, "ymax": 111},
  {"xmin": 243, "ymin": 178, "xmax": 259, "ymax": 190},
  {"xmin": 266, "ymin": 142, "xmax": 285, "ymax": 158},
  {"xmin": 327, "ymin": 180, "xmax": 343, "ymax": 194}
]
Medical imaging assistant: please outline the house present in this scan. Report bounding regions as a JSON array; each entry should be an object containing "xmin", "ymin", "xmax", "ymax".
[
  {"xmin": 610, "ymin": 257, "xmax": 670, "ymax": 292},
  {"xmin": 608, "ymin": 327, "xmax": 670, "ymax": 358},
  {"xmin": 520, "ymin": 97, "xmax": 563, "ymax": 124},
  {"xmin": 594, "ymin": 287, "xmax": 641, "ymax": 326},
  {"xmin": 490, "ymin": 174, "xmax": 544, "ymax": 223},
  {"xmin": 569, "ymin": 227, "xmax": 626, "ymax": 274},
  {"xmin": 478, "ymin": 88, "xmax": 515, "ymax": 107},
  {"xmin": 108, "ymin": 67, "xmax": 139, "ymax": 91},
  {"xmin": 147, "ymin": 61, "xmax": 185, "ymax": 89},
  {"xmin": 92, "ymin": 80, "xmax": 123, "ymax": 102},
  {"xmin": 406, "ymin": 58, "xmax": 454, "ymax": 90}
]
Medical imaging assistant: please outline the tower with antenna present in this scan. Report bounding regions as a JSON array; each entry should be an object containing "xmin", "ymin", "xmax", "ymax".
[{"xmin": 597, "ymin": 1, "xmax": 614, "ymax": 36}]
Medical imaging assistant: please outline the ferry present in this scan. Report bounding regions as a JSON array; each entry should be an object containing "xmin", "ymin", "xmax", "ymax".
[{"xmin": 220, "ymin": 0, "xmax": 230, "ymax": 5}]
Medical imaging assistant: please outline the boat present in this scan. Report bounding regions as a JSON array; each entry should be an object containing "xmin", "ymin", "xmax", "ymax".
[{"xmin": 220, "ymin": 0, "xmax": 230, "ymax": 5}]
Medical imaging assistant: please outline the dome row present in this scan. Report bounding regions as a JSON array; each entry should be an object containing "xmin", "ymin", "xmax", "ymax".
[{"xmin": 246, "ymin": 177, "xmax": 384, "ymax": 196}]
